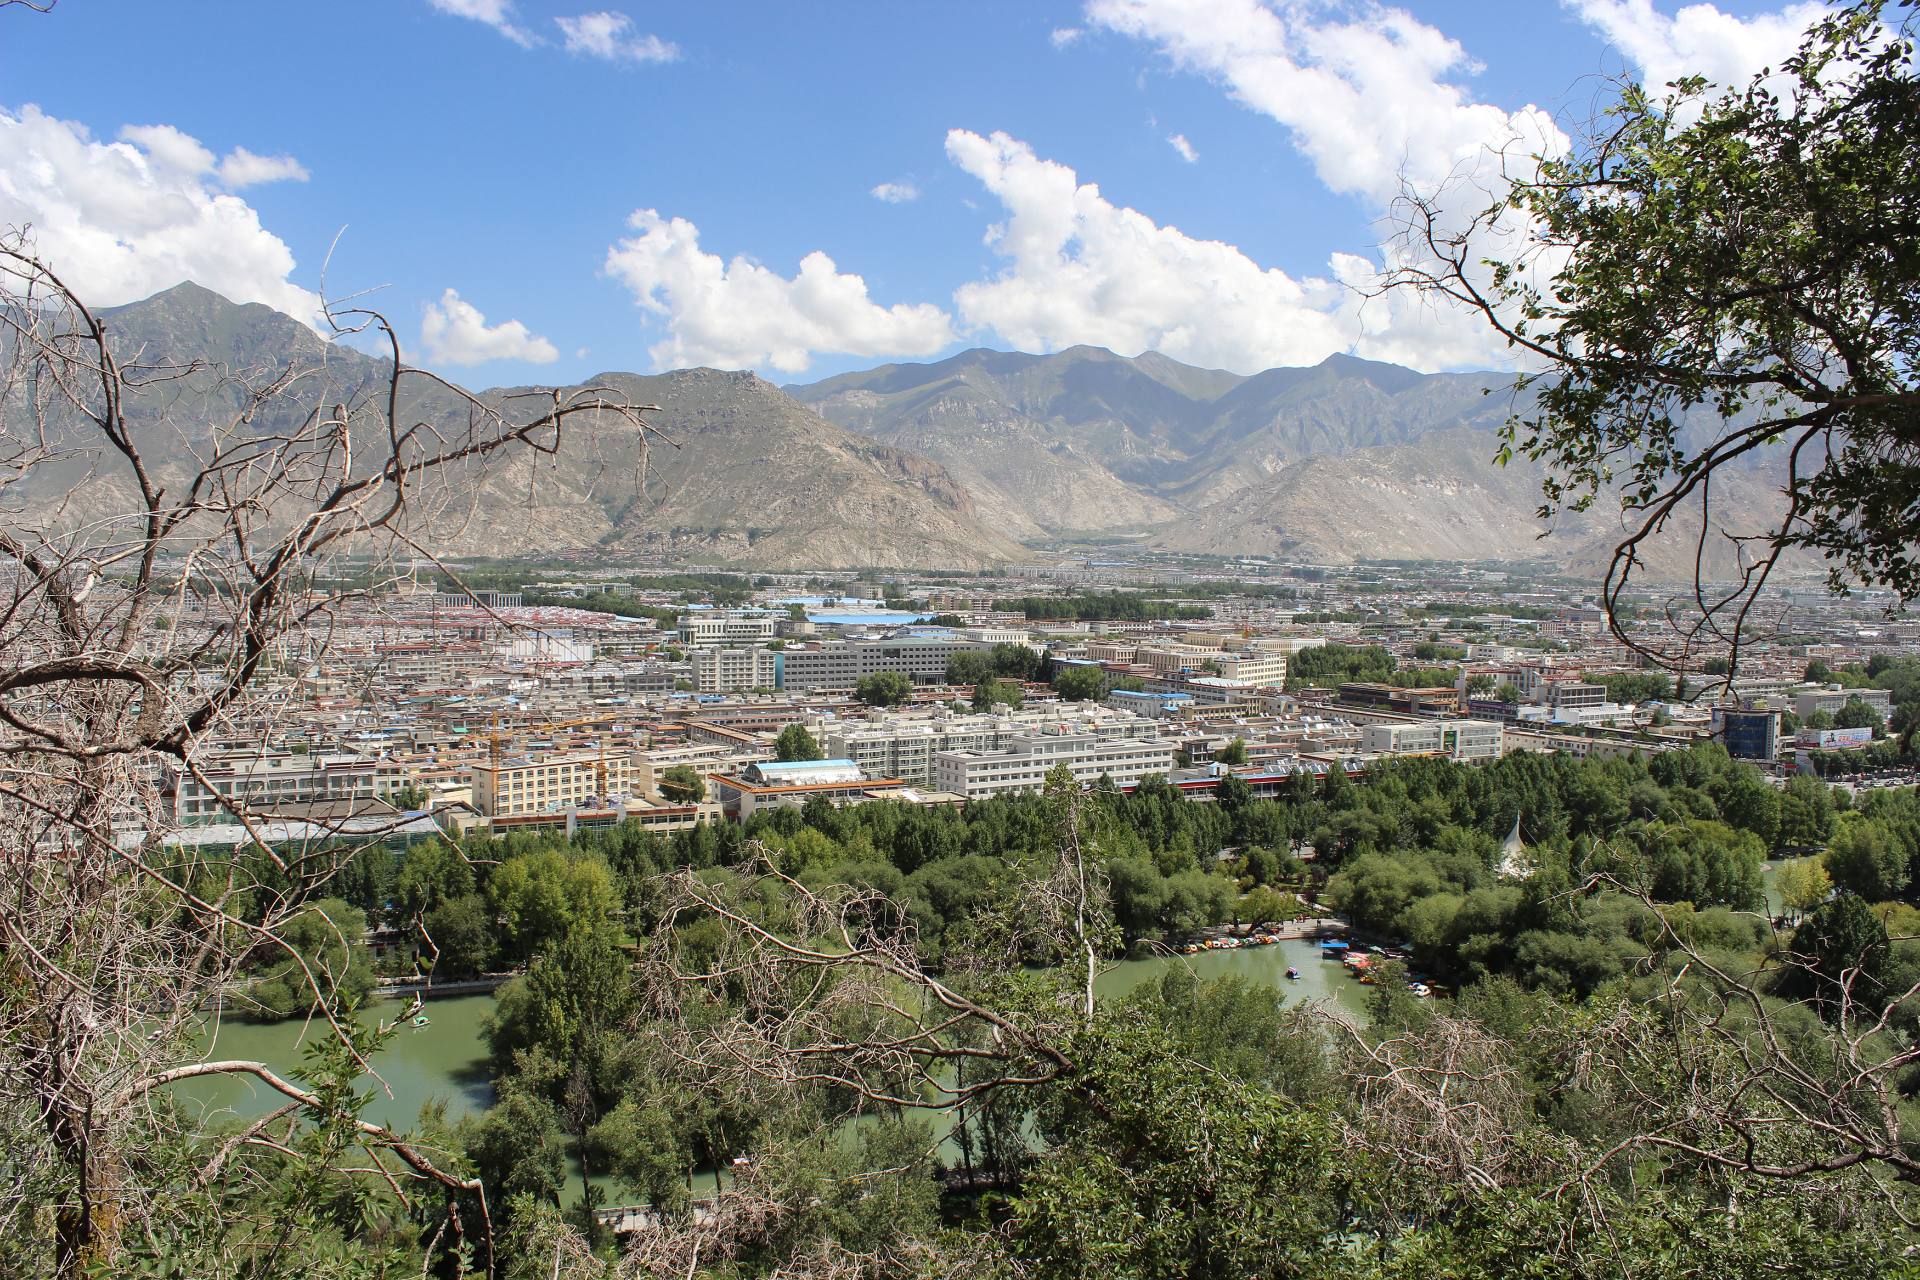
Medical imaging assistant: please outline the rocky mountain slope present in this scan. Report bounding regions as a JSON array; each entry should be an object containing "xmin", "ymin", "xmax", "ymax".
[
  {"xmin": 39, "ymin": 284, "xmax": 1797, "ymax": 575},
  {"xmin": 790, "ymin": 346, "xmax": 1520, "ymax": 537},
  {"xmin": 792, "ymin": 345, "xmax": 1797, "ymax": 576},
  {"xmin": 29, "ymin": 284, "xmax": 1022, "ymax": 570}
]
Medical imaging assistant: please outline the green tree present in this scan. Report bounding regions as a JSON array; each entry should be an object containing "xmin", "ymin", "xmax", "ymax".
[
  {"xmin": 1775, "ymin": 856, "xmax": 1832, "ymax": 921},
  {"xmin": 1213, "ymin": 737, "xmax": 1249, "ymax": 766},
  {"xmin": 485, "ymin": 924, "xmax": 635, "ymax": 1079},
  {"xmin": 774, "ymin": 723, "xmax": 824, "ymax": 761},
  {"xmin": 488, "ymin": 850, "xmax": 619, "ymax": 963},
  {"xmin": 242, "ymin": 898, "xmax": 376, "ymax": 1021},
  {"xmin": 1407, "ymin": 3, "xmax": 1920, "ymax": 646},
  {"xmin": 423, "ymin": 893, "xmax": 496, "ymax": 977},
  {"xmin": 972, "ymin": 677, "xmax": 1023, "ymax": 712},
  {"xmin": 1012, "ymin": 1014, "xmax": 1344, "ymax": 1279},
  {"xmin": 584, "ymin": 1101, "xmax": 687, "ymax": 1213},
  {"xmin": 1239, "ymin": 885, "xmax": 1300, "ymax": 926},
  {"xmin": 1823, "ymin": 818, "xmax": 1910, "ymax": 902},
  {"xmin": 1052, "ymin": 664, "xmax": 1108, "ymax": 701},
  {"xmin": 462, "ymin": 1084, "xmax": 567, "ymax": 1207},
  {"xmin": 658, "ymin": 764, "xmax": 706, "ymax": 803},
  {"xmin": 1835, "ymin": 695, "xmax": 1885, "ymax": 734},
  {"xmin": 1783, "ymin": 892, "xmax": 1891, "ymax": 1021},
  {"xmin": 854, "ymin": 670, "xmax": 913, "ymax": 707}
]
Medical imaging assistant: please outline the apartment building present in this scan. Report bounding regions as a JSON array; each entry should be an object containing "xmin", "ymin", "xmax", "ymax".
[
  {"xmin": 691, "ymin": 646, "xmax": 783, "ymax": 693},
  {"xmin": 824, "ymin": 707, "xmax": 1153, "ymax": 785},
  {"xmin": 471, "ymin": 749, "xmax": 633, "ymax": 817},
  {"xmin": 709, "ymin": 759, "xmax": 908, "ymax": 819},
  {"xmin": 1793, "ymin": 685, "xmax": 1893, "ymax": 719},
  {"xmin": 1212, "ymin": 651, "xmax": 1288, "ymax": 686},
  {"xmin": 932, "ymin": 733, "xmax": 1177, "ymax": 799},
  {"xmin": 433, "ymin": 590, "xmax": 523, "ymax": 610},
  {"xmin": 1361, "ymin": 719, "xmax": 1503, "ymax": 762},
  {"xmin": 377, "ymin": 642, "xmax": 489, "ymax": 682},
  {"xmin": 678, "ymin": 610, "xmax": 780, "ymax": 646},
  {"xmin": 779, "ymin": 637, "xmax": 984, "ymax": 691},
  {"xmin": 169, "ymin": 750, "xmax": 406, "ymax": 825},
  {"xmin": 539, "ymin": 661, "xmax": 677, "ymax": 699}
]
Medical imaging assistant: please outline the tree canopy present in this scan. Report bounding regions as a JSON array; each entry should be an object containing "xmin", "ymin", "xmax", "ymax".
[{"xmin": 1401, "ymin": 2, "xmax": 1920, "ymax": 670}]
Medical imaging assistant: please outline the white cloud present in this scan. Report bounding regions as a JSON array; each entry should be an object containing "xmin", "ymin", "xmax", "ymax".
[
  {"xmin": 604, "ymin": 209, "xmax": 957, "ymax": 373},
  {"xmin": 0, "ymin": 106, "xmax": 318, "ymax": 319},
  {"xmin": 425, "ymin": 0, "xmax": 535, "ymax": 46},
  {"xmin": 870, "ymin": 180, "xmax": 920, "ymax": 204},
  {"xmin": 1167, "ymin": 133, "xmax": 1198, "ymax": 163},
  {"xmin": 1050, "ymin": 26, "xmax": 1086, "ymax": 47},
  {"xmin": 1568, "ymin": 0, "xmax": 1827, "ymax": 91},
  {"xmin": 556, "ymin": 11, "xmax": 679, "ymax": 64},
  {"xmin": 945, "ymin": 129, "xmax": 1352, "ymax": 372},
  {"xmin": 216, "ymin": 147, "xmax": 310, "ymax": 188},
  {"xmin": 1079, "ymin": 0, "xmax": 1586, "ymax": 369},
  {"xmin": 1087, "ymin": 0, "xmax": 1565, "ymax": 205},
  {"xmin": 116, "ymin": 123, "xmax": 214, "ymax": 176},
  {"xmin": 420, "ymin": 289, "xmax": 559, "ymax": 366}
]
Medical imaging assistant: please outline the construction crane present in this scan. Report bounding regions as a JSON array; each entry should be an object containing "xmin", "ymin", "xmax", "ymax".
[{"xmin": 486, "ymin": 710, "xmax": 629, "ymax": 795}]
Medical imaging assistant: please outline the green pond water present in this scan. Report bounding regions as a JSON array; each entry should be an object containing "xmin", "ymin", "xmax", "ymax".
[{"xmin": 180, "ymin": 937, "xmax": 1370, "ymax": 1204}]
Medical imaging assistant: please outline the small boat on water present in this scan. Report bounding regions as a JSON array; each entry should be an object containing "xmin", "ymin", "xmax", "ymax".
[
  {"xmin": 1285, "ymin": 967, "xmax": 1301, "ymax": 981},
  {"xmin": 410, "ymin": 1013, "xmax": 431, "ymax": 1028}
]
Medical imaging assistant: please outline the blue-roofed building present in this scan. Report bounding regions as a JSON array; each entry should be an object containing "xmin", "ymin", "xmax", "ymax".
[{"xmin": 1104, "ymin": 689, "xmax": 1195, "ymax": 719}]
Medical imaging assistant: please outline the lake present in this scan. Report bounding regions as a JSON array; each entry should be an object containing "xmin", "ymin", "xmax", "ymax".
[{"xmin": 179, "ymin": 936, "xmax": 1371, "ymax": 1202}]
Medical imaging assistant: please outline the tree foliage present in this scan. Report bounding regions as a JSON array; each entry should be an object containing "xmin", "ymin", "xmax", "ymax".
[{"xmin": 1399, "ymin": 1, "xmax": 1920, "ymax": 671}]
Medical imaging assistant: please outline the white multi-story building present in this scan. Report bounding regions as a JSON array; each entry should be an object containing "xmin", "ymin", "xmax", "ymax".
[
  {"xmin": 825, "ymin": 706, "xmax": 1153, "ymax": 785},
  {"xmin": 690, "ymin": 646, "xmax": 783, "ymax": 693},
  {"xmin": 932, "ymin": 734, "xmax": 1177, "ymax": 799},
  {"xmin": 1212, "ymin": 651, "xmax": 1289, "ymax": 687},
  {"xmin": 169, "ymin": 750, "xmax": 406, "ymax": 825},
  {"xmin": 1361, "ymin": 719, "xmax": 1504, "ymax": 762},
  {"xmin": 1793, "ymin": 685, "xmax": 1893, "ymax": 719},
  {"xmin": 434, "ymin": 590, "xmax": 523, "ymax": 610},
  {"xmin": 678, "ymin": 611, "xmax": 780, "ymax": 646},
  {"xmin": 779, "ymin": 637, "xmax": 985, "ymax": 691},
  {"xmin": 471, "ymin": 749, "xmax": 632, "ymax": 817}
]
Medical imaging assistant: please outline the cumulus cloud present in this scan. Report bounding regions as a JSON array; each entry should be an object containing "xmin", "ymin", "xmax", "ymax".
[
  {"xmin": 1077, "ymin": 0, "xmax": 1592, "ymax": 368},
  {"xmin": 604, "ymin": 209, "xmax": 957, "ymax": 373},
  {"xmin": 0, "ymin": 106, "xmax": 318, "ymax": 319},
  {"xmin": 425, "ymin": 0, "xmax": 535, "ymax": 46},
  {"xmin": 555, "ymin": 11, "xmax": 679, "ymax": 64},
  {"xmin": 1087, "ymin": 0, "xmax": 1564, "ymax": 205},
  {"xmin": 945, "ymin": 129, "xmax": 1353, "ymax": 371},
  {"xmin": 870, "ymin": 180, "xmax": 920, "ymax": 204},
  {"xmin": 1569, "ymin": 0, "xmax": 1827, "ymax": 91},
  {"xmin": 1050, "ymin": 26, "xmax": 1086, "ymax": 47},
  {"xmin": 420, "ymin": 289, "xmax": 559, "ymax": 366},
  {"xmin": 1167, "ymin": 133, "xmax": 1198, "ymax": 162},
  {"xmin": 217, "ymin": 147, "xmax": 310, "ymax": 188}
]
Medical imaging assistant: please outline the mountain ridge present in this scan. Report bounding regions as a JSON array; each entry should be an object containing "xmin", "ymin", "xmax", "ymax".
[{"xmin": 46, "ymin": 284, "xmax": 1799, "ymax": 577}]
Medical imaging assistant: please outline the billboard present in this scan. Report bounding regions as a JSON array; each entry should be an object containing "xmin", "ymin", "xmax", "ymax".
[{"xmin": 1795, "ymin": 726, "xmax": 1874, "ymax": 750}]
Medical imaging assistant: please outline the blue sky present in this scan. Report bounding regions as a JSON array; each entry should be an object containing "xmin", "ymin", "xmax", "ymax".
[{"xmin": 0, "ymin": 0, "xmax": 1831, "ymax": 384}]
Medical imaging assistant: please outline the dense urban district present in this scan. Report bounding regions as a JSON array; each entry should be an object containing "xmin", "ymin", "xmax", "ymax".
[
  {"xmin": 143, "ymin": 556, "xmax": 1920, "ymax": 1275},
  {"xmin": 6, "ymin": 2, "xmax": 1920, "ymax": 1277}
]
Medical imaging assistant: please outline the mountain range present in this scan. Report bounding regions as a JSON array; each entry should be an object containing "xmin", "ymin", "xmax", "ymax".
[
  {"xmin": 789, "ymin": 345, "xmax": 1795, "ymax": 578},
  {"xmin": 21, "ymin": 283, "xmax": 1794, "ymax": 575}
]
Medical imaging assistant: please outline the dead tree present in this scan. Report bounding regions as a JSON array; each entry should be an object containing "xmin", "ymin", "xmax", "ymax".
[{"xmin": 0, "ymin": 234, "xmax": 668, "ymax": 1275}]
